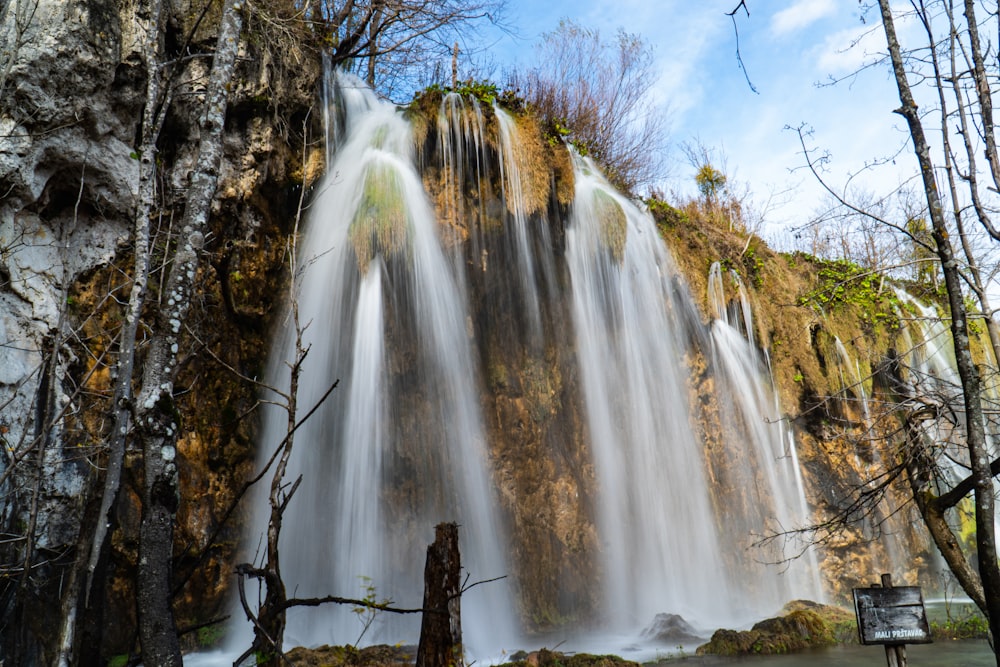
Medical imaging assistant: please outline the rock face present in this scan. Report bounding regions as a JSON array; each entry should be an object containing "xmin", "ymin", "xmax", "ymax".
[
  {"xmin": 0, "ymin": 1, "xmax": 141, "ymax": 659},
  {"xmin": 0, "ymin": 0, "xmax": 135, "ymax": 538},
  {"xmin": 0, "ymin": 0, "xmax": 321, "ymax": 662}
]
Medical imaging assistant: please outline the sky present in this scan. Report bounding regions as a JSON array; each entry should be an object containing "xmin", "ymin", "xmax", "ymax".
[{"xmin": 476, "ymin": 0, "xmax": 917, "ymax": 249}]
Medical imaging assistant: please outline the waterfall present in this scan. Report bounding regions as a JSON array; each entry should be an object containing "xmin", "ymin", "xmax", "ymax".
[
  {"xmin": 567, "ymin": 158, "xmax": 734, "ymax": 629},
  {"xmin": 240, "ymin": 73, "xmax": 826, "ymax": 659},
  {"xmin": 704, "ymin": 262, "xmax": 823, "ymax": 608},
  {"xmin": 249, "ymin": 73, "xmax": 516, "ymax": 654},
  {"xmin": 892, "ymin": 290, "xmax": 1000, "ymax": 504},
  {"xmin": 566, "ymin": 163, "xmax": 822, "ymax": 632}
]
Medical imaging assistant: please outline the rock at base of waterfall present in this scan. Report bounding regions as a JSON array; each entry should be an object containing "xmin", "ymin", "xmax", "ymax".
[{"xmin": 640, "ymin": 613, "xmax": 704, "ymax": 644}]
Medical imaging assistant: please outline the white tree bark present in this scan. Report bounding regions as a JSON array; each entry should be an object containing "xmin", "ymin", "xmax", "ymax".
[{"xmin": 134, "ymin": 1, "xmax": 245, "ymax": 663}]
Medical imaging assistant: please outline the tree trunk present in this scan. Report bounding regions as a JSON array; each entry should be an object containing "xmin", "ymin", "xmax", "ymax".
[
  {"xmin": 416, "ymin": 522, "xmax": 464, "ymax": 667},
  {"xmin": 879, "ymin": 2, "xmax": 1000, "ymax": 659},
  {"xmin": 251, "ymin": 318, "xmax": 306, "ymax": 666},
  {"xmin": 135, "ymin": 1, "xmax": 245, "ymax": 664},
  {"xmin": 84, "ymin": 0, "xmax": 165, "ymax": 616},
  {"xmin": 904, "ymin": 413, "xmax": 987, "ymax": 612}
]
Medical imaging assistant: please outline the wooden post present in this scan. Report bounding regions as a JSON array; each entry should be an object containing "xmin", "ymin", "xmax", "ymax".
[
  {"xmin": 880, "ymin": 573, "xmax": 907, "ymax": 667},
  {"xmin": 416, "ymin": 522, "xmax": 464, "ymax": 667}
]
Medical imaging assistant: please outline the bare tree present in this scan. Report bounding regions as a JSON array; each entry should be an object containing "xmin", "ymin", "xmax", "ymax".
[
  {"xmin": 876, "ymin": 3, "xmax": 1000, "ymax": 656},
  {"xmin": 768, "ymin": 0, "xmax": 1000, "ymax": 657},
  {"xmin": 305, "ymin": 0, "xmax": 508, "ymax": 100},
  {"xmin": 510, "ymin": 19, "xmax": 669, "ymax": 193},
  {"xmin": 120, "ymin": 1, "xmax": 248, "ymax": 663}
]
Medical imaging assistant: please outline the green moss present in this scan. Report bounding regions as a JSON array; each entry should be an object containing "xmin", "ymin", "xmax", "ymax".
[
  {"xmin": 349, "ymin": 164, "xmax": 409, "ymax": 273},
  {"xmin": 197, "ymin": 623, "xmax": 225, "ymax": 647},
  {"xmin": 797, "ymin": 258, "xmax": 900, "ymax": 333},
  {"xmin": 488, "ymin": 362, "xmax": 509, "ymax": 390},
  {"xmin": 697, "ymin": 604, "xmax": 850, "ymax": 657},
  {"xmin": 646, "ymin": 197, "xmax": 689, "ymax": 229}
]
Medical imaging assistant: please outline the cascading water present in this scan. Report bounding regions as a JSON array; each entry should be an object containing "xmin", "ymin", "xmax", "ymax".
[
  {"xmin": 240, "ymin": 73, "xmax": 828, "ymax": 659},
  {"xmin": 892, "ymin": 290, "xmax": 1000, "ymax": 504},
  {"xmin": 249, "ymin": 73, "xmax": 516, "ymax": 654},
  {"xmin": 704, "ymin": 263, "xmax": 823, "ymax": 606},
  {"xmin": 567, "ymin": 158, "xmax": 733, "ymax": 630},
  {"xmin": 567, "ymin": 162, "xmax": 822, "ymax": 632},
  {"xmin": 830, "ymin": 336, "xmax": 871, "ymax": 420}
]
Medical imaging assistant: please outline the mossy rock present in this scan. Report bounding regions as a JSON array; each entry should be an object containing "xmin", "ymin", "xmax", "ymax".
[
  {"xmin": 593, "ymin": 189, "xmax": 626, "ymax": 264},
  {"xmin": 781, "ymin": 599, "xmax": 858, "ymax": 643},
  {"xmin": 285, "ymin": 643, "xmax": 416, "ymax": 667},
  {"xmin": 696, "ymin": 603, "xmax": 849, "ymax": 656},
  {"xmin": 502, "ymin": 649, "xmax": 641, "ymax": 667},
  {"xmin": 350, "ymin": 163, "xmax": 409, "ymax": 272}
]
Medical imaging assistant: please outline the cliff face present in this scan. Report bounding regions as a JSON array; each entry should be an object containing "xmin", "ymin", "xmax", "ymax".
[
  {"xmin": 657, "ymin": 206, "xmax": 939, "ymax": 595},
  {"xmin": 0, "ymin": 0, "xmax": 321, "ymax": 661},
  {"xmin": 0, "ymin": 3, "xmax": 948, "ymax": 662}
]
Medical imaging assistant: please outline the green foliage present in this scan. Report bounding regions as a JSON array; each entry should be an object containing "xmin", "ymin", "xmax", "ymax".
[
  {"xmin": 351, "ymin": 576, "xmax": 392, "ymax": 647},
  {"xmin": 931, "ymin": 609, "xmax": 990, "ymax": 639},
  {"xmin": 107, "ymin": 656, "xmax": 129, "ymax": 667},
  {"xmin": 412, "ymin": 79, "xmax": 522, "ymax": 110},
  {"xmin": 964, "ymin": 295, "xmax": 984, "ymax": 336},
  {"xmin": 798, "ymin": 258, "xmax": 900, "ymax": 331},
  {"xmin": 742, "ymin": 245, "xmax": 765, "ymax": 288},
  {"xmin": 453, "ymin": 79, "xmax": 499, "ymax": 105},
  {"xmin": 646, "ymin": 197, "xmax": 690, "ymax": 229},
  {"xmin": 539, "ymin": 116, "xmax": 593, "ymax": 157},
  {"xmin": 695, "ymin": 163, "xmax": 727, "ymax": 202},
  {"xmin": 543, "ymin": 116, "xmax": 586, "ymax": 152}
]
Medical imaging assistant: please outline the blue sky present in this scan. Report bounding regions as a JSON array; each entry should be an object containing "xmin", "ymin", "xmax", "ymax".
[{"xmin": 479, "ymin": 0, "xmax": 916, "ymax": 247}]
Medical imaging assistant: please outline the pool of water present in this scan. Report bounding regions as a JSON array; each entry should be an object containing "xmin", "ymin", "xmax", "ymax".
[
  {"xmin": 647, "ymin": 641, "xmax": 994, "ymax": 666},
  {"xmin": 185, "ymin": 640, "xmax": 994, "ymax": 667}
]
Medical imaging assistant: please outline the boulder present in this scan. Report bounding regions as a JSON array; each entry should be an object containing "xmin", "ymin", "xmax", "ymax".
[{"xmin": 640, "ymin": 613, "xmax": 704, "ymax": 643}]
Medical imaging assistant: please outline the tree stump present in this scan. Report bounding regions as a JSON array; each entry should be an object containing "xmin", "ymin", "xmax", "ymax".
[{"xmin": 416, "ymin": 522, "xmax": 464, "ymax": 667}]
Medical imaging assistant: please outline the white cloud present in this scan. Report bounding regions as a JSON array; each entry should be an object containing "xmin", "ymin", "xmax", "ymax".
[
  {"xmin": 770, "ymin": 0, "xmax": 836, "ymax": 37},
  {"xmin": 815, "ymin": 23, "xmax": 886, "ymax": 75}
]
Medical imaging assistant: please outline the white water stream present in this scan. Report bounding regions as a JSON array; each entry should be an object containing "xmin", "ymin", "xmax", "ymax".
[
  {"xmin": 235, "ymin": 75, "xmax": 826, "ymax": 659},
  {"xmin": 243, "ymin": 74, "xmax": 514, "ymax": 655}
]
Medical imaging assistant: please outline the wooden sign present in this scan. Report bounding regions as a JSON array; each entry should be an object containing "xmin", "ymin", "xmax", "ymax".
[{"xmin": 853, "ymin": 585, "xmax": 932, "ymax": 645}]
